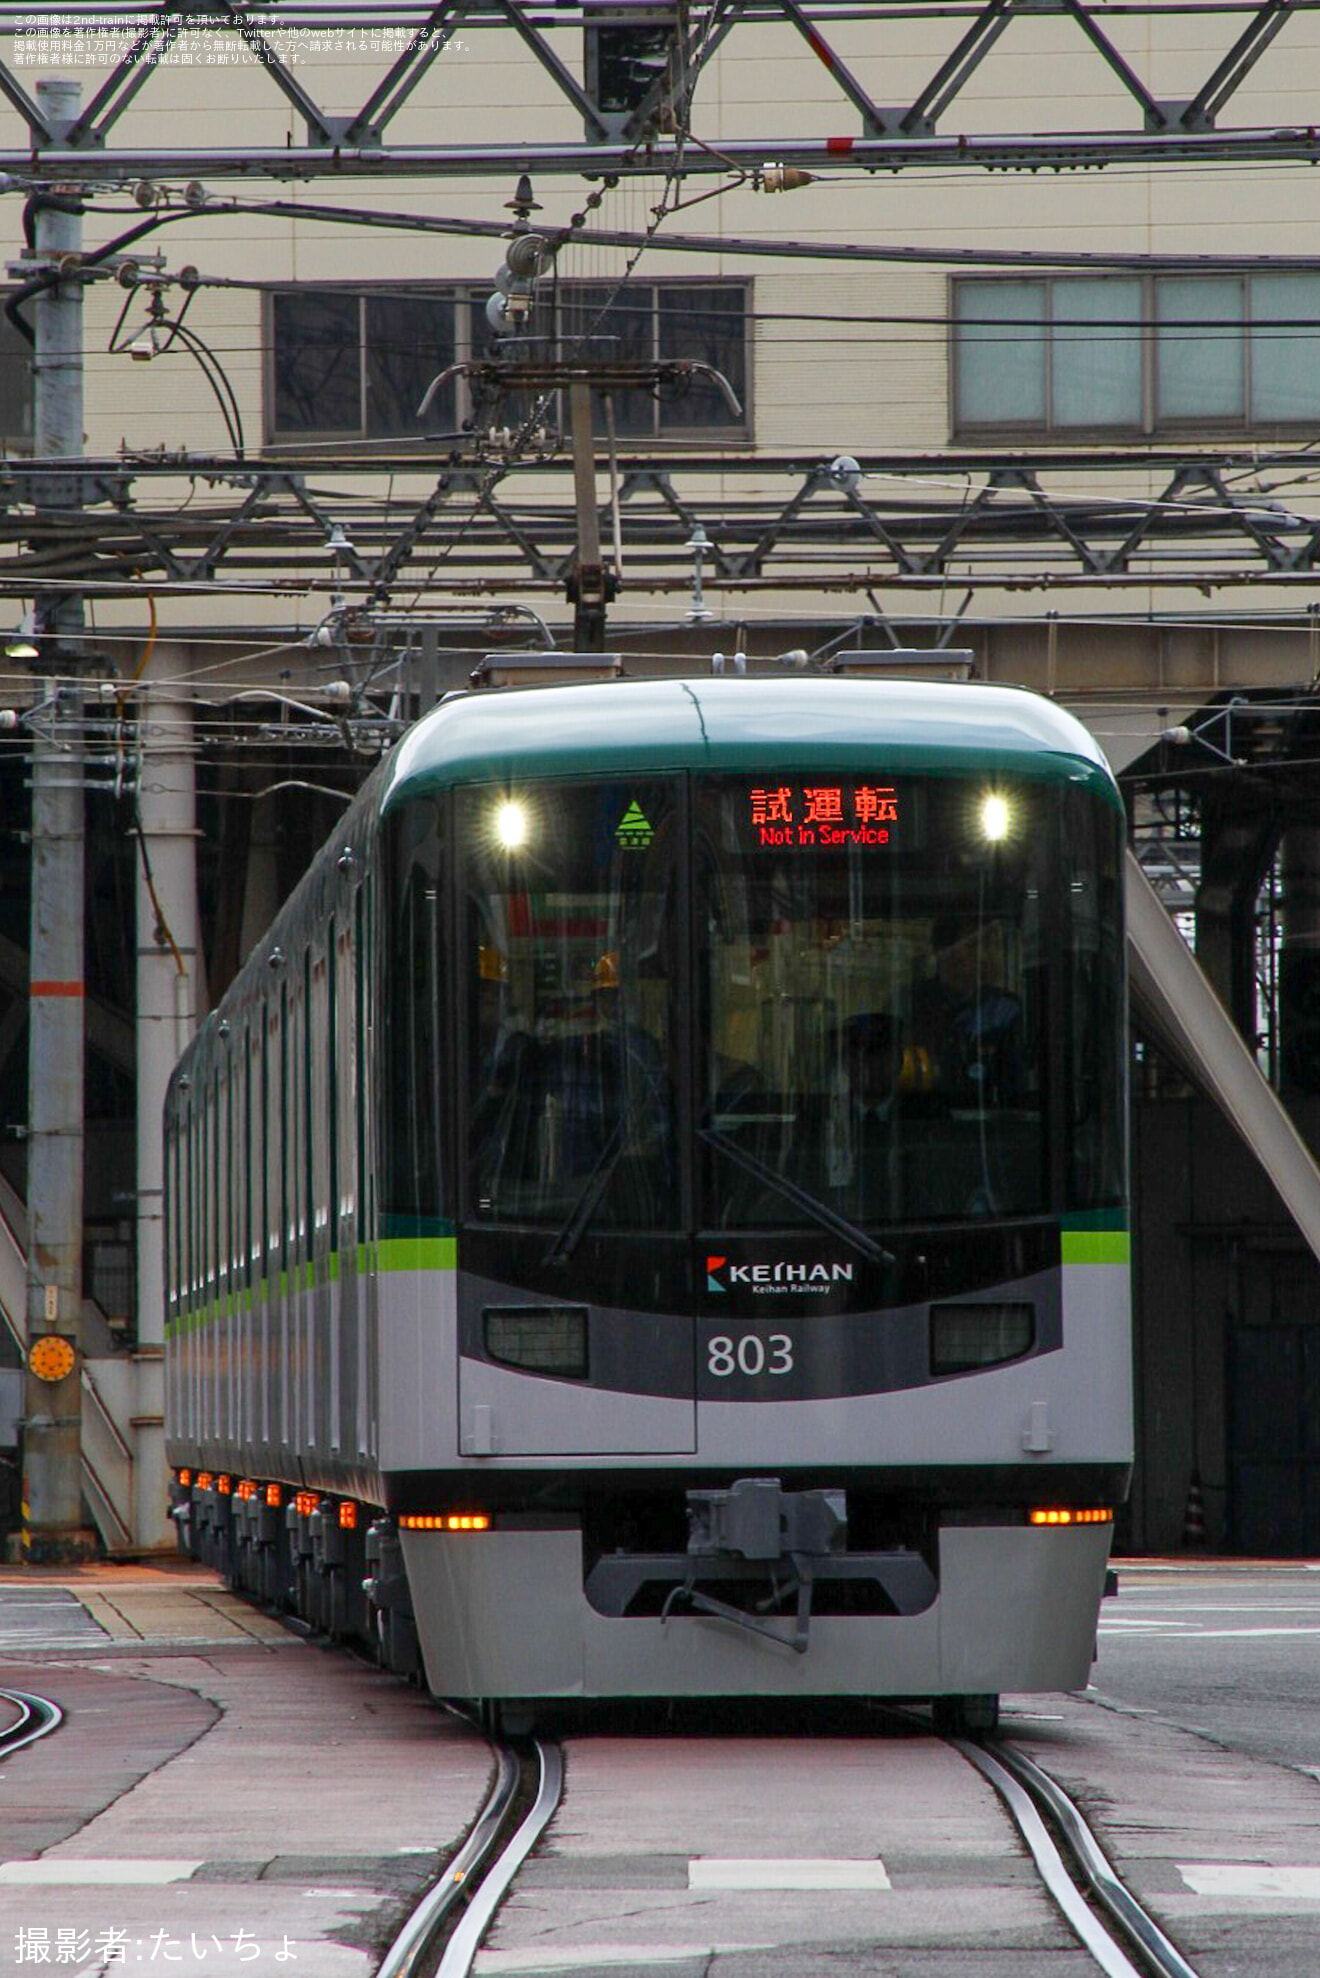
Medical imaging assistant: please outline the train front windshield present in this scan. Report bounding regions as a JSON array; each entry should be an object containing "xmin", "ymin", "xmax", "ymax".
[{"xmin": 459, "ymin": 768, "xmax": 1124, "ymax": 1234}]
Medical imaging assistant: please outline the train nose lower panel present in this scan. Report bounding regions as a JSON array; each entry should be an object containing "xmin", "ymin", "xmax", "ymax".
[{"xmin": 399, "ymin": 1521, "xmax": 1112, "ymax": 1700}]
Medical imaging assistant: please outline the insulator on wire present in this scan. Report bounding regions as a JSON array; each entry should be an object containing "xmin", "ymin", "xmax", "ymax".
[{"xmin": 758, "ymin": 164, "xmax": 815, "ymax": 193}]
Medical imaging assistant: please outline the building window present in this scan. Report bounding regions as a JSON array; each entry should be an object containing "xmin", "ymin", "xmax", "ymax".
[
  {"xmin": 268, "ymin": 280, "xmax": 750, "ymax": 444},
  {"xmin": 953, "ymin": 274, "xmax": 1320, "ymax": 436},
  {"xmin": 272, "ymin": 290, "xmax": 456, "ymax": 440}
]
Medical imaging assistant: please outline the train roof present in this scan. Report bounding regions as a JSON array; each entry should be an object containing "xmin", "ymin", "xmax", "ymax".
[{"xmin": 380, "ymin": 675, "xmax": 1120, "ymax": 812}]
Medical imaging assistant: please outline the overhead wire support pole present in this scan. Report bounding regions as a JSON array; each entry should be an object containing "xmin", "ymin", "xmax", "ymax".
[
  {"xmin": 22, "ymin": 75, "xmax": 96, "ymax": 1564},
  {"xmin": 569, "ymin": 378, "xmax": 610, "ymax": 650}
]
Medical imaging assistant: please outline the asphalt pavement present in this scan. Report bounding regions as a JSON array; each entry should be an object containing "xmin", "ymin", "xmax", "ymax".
[{"xmin": 1096, "ymin": 1560, "xmax": 1320, "ymax": 1775}]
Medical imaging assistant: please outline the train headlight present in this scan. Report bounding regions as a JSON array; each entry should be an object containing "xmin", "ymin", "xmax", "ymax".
[
  {"xmin": 979, "ymin": 793, "xmax": 1011, "ymax": 842},
  {"xmin": 494, "ymin": 800, "xmax": 528, "ymax": 850},
  {"xmin": 930, "ymin": 1301, "xmax": 1034, "ymax": 1377}
]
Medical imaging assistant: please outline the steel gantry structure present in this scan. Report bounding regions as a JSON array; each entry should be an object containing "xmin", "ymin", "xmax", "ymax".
[
  {"xmin": 6, "ymin": 0, "xmax": 1320, "ymax": 177},
  {"xmin": 9, "ymin": 447, "xmax": 1320, "ymax": 603}
]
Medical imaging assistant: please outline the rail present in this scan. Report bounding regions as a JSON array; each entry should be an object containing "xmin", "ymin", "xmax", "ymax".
[
  {"xmin": 0, "ymin": 1689, "xmax": 63, "ymax": 1758},
  {"xmin": 433, "ymin": 1741, "xmax": 563, "ymax": 1978},
  {"xmin": 376, "ymin": 1738, "xmax": 537, "ymax": 1978},
  {"xmin": 958, "ymin": 1734, "xmax": 1203, "ymax": 1978}
]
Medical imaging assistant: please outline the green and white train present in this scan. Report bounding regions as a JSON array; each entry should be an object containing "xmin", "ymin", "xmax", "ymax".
[{"xmin": 167, "ymin": 674, "xmax": 1131, "ymax": 1727}]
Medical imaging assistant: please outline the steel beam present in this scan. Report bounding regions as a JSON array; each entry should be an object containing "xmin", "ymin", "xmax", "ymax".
[
  {"xmin": 7, "ymin": 445, "xmax": 1320, "ymax": 600},
  {"xmin": 4, "ymin": 0, "xmax": 1320, "ymax": 176},
  {"xmin": 8, "ymin": 127, "xmax": 1320, "ymax": 178}
]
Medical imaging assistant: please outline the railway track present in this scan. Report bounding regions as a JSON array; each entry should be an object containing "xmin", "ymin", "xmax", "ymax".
[
  {"xmin": 377, "ymin": 1737, "xmax": 562, "ymax": 1978},
  {"xmin": 0, "ymin": 1687, "xmax": 62, "ymax": 1759},
  {"xmin": 380, "ymin": 1716, "xmax": 1201, "ymax": 1978},
  {"xmin": 964, "ymin": 1734, "xmax": 1200, "ymax": 1978}
]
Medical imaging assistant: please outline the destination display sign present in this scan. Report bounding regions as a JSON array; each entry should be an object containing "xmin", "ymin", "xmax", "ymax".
[{"xmin": 742, "ymin": 781, "xmax": 903, "ymax": 850}]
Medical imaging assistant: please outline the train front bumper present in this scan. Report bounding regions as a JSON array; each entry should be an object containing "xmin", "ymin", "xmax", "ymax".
[{"xmin": 400, "ymin": 1520, "xmax": 1113, "ymax": 1700}]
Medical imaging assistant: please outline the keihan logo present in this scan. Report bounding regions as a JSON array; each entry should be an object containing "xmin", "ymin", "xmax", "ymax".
[{"xmin": 704, "ymin": 1254, "xmax": 854, "ymax": 1296}]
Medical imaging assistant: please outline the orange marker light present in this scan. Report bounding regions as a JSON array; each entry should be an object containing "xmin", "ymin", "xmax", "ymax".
[
  {"xmin": 398, "ymin": 1513, "xmax": 491, "ymax": 1533},
  {"xmin": 1028, "ymin": 1507, "xmax": 1112, "ymax": 1526}
]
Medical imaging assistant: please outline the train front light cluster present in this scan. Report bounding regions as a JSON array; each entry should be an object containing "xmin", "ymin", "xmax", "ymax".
[
  {"xmin": 484, "ymin": 1304, "xmax": 588, "ymax": 1378},
  {"xmin": 399, "ymin": 1513, "xmax": 491, "ymax": 1533},
  {"xmin": 1029, "ymin": 1508, "xmax": 1113, "ymax": 1526},
  {"xmin": 929, "ymin": 1301, "xmax": 1033, "ymax": 1376}
]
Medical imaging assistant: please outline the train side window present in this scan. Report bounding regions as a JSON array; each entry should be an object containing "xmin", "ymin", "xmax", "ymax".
[
  {"xmin": 234, "ymin": 1048, "xmax": 243, "ymax": 1288},
  {"xmin": 383, "ymin": 801, "xmax": 445, "ymax": 1226},
  {"xmin": 164, "ymin": 1120, "xmax": 176, "ymax": 1321},
  {"xmin": 205, "ymin": 1073, "xmax": 215, "ymax": 1302},
  {"xmin": 335, "ymin": 918, "xmax": 355, "ymax": 1241},
  {"xmin": 222, "ymin": 1055, "xmax": 233, "ymax": 1297},
  {"xmin": 362, "ymin": 871, "xmax": 377, "ymax": 1247},
  {"xmin": 192, "ymin": 1096, "xmax": 201, "ymax": 1307},
  {"xmin": 196, "ymin": 1084, "xmax": 205, "ymax": 1303},
  {"xmin": 1063, "ymin": 787, "xmax": 1126, "ymax": 1209},
  {"xmin": 245, "ymin": 1022, "xmax": 256, "ymax": 1284},
  {"xmin": 184, "ymin": 1102, "xmax": 193, "ymax": 1308},
  {"xmin": 264, "ymin": 1003, "xmax": 278, "ymax": 1275},
  {"xmin": 279, "ymin": 985, "xmax": 290, "ymax": 1270},
  {"xmin": 324, "ymin": 921, "xmax": 339, "ymax": 1248},
  {"xmin": 354, "ymin": 883, "xmax": 368, "ymax": 1242},
  {"xmin": 295, "ymin": 967, "xmax": 309, "ymax": 1265},
  {"xmin": 306, "ymin": 947, "xmax": 322, "ymax": 1260},
  {"xmin": 213, "ymin": 1070, "xmax": 223, "ymax": 1302}
]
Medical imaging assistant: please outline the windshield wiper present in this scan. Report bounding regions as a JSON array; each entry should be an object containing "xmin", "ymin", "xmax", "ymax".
[
  {"xmin": 699, "ymin": 1123, "xmax": 894, "ymax": 1266},
  {"xmin": 542, "ymin": 1115, "xmax": 628, "ymax": 1267}
]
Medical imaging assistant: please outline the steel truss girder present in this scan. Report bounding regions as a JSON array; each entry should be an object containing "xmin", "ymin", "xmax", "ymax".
[
  {"xmin": 7, "ymin": 447, "xmax": 1320, "ymax": 598},
  {"xmin": 6, "ymin": 0, "xmax": 1320, "ymax": 177}
]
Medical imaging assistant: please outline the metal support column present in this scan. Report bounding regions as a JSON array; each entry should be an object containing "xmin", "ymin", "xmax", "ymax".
[
  {"xmin": 22, "ymin": 77, "xmax": 95, "ymax": 1562},
  {"xmin": 1279, "ymin": 825, "xmax": 1320, "ymax": 1098},
  {"xmin": 134, "ymin": 678, "xmax": 202, "ymax": 1551},
  {"xmin": 1194, "ymin": 794, "xmax": 1278, "ymax": 1047},
  {"xmin": 569, "ymin": 378, "xmax": 611, "ymax": 651}
]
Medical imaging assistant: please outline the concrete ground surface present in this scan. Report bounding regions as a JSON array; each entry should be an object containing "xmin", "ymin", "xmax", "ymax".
[
  {"xmin": 0, "ymin": 1560, "xmax": 1316, "ymax": 1975},
  {"xmin": 0, "ymin": 1562, "xmax": 493, "ymax": 1976},
  {"xmin": 479, "ymin": 1729, "xmax": 1090, "ymax": 1977}
]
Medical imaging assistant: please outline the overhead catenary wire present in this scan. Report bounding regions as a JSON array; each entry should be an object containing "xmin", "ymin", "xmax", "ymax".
[{"xmin": 69, "ymin": 185, "xmax": 1320, "ymax": 278}]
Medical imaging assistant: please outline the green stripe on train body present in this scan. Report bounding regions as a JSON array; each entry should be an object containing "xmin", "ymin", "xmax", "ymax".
[{"xmin": 1061, "ymin": 1231, "xmax": 1131, "ymax": 1266}]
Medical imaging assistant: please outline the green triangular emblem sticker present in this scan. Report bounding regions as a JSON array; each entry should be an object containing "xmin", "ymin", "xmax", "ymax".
[{"xmin": 615, "ymin": 800, "xmax": 654, "ymax": 850}]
